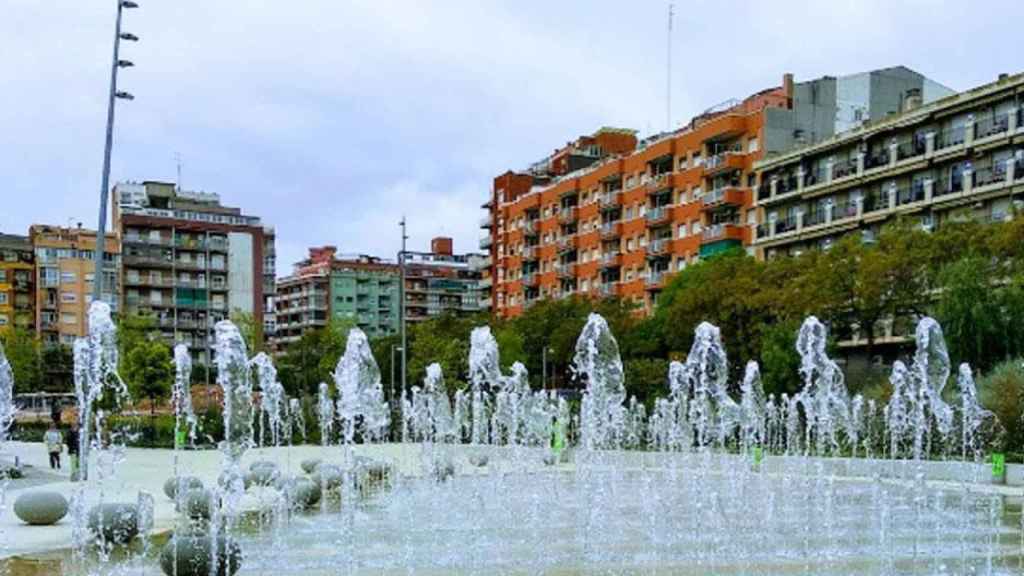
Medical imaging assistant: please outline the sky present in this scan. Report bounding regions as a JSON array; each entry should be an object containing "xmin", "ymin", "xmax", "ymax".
[{"xmin": 2, "ymin": 1, "xmax": 1022, "ymax": 276}]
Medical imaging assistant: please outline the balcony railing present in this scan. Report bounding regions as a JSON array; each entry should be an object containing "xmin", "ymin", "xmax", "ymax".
[
  {"xmin": 703, "ymin": 186, "xmax": 745, "ymax": 208},
  {"xmin": 896, "ymin": 183, "xmax": 927, "ymax": 206},
  {"xmin": 646, "ymin": 206, "xmax": 672, "ymax": 225},
  {"xmin": 974, "ymin": 112, "xmax": 1011, "ymax": 140},
  {"xmin": 479, "ymin": 233, "xmax": 493, "ymax": 249},
  {"xmin": 555, "ymin": 263, "xmax": 576, "ymax": 278},
  {"xmin": 599, "ymin": 191, "xmax": 622, "ymax": 208},
  {"xmin": 522, "ymin": 221, "xmax": 538, "ymax": 236},
  {"xmin": 973, "ymin": 165, "xmax": 1007, "ymax": 188},
  {"xmin": 522, "ymin": 245, "xmax": 539, "ymax": 261},
  {"xmin": 557, "ymin": 235, "xmax": 577, "ymax": 252},
  {"xmin": 936, "ymin": 125, "xmax": 966, "ymax": 150},
  {"xmin": 831, "ymin": 158, "xmax": 857, "ymax": 180},
  {"xmin": 647, "ymin": 238, "xmax": 672, "ymax": 256},
  {"xmin": 479, "ymin": 213, "xmax": 493, "ymax": 228},
  {"xmin": 600, "ymin": 252, "xmax": 622, "ymax": 268},
  {"xmin": 124, "ymin": 235, "xmax": 171, "ymax": 246},
  {"xmin": 558, "ymin": 206, "xmax": 579, "ymax": 224},
  {"xmin": 893, "ymin": 134, "xmax": 926, "ymax": 161},
  {"xmin": 646, "ymin": 271, "xmax": 667, "ymax": 289},
  {"xmin": 600, "ymin": 222, "xmax": 621, "ymax": 239},
  {"xmin": 645, "ymin": 172, "xmax": 672, "ymax": 192},
  {"xmin": 598, "ymin": 283, "xmax": 618, "ymax": 297},
  {"xmin": 522, "ymin": 273, "xmax": 538, "ymax": 287}
]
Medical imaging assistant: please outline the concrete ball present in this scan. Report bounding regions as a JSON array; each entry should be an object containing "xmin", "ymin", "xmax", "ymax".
[
  {"xmin": 13, "ymin": 491, "xmax": 68, "ymax": 526},
  {"xmin": 300, "ymin": 458, "xmax": 322, "ymax": 474},
  {"xmin": 160, "ymin": 533, "xmax": 242, "ymax": 576},
  {"xmin": 87, "ymin": 503, "xmax": 139, "ymax": 544},
  {"xmin": 164, "ymin": 476, "xmax": 204, "ymax": 500}
]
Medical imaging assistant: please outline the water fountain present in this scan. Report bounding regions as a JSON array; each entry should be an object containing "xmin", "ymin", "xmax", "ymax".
[
  {"xmin": 0, "ymin": 341, "xmax": 15, "ymax": 572},
  {"xmin": 15, "ymin": 309, "xmax": 1023, "ymax": 575}
]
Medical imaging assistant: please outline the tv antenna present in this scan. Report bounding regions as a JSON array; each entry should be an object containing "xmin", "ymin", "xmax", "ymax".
[{"xmin": 666, "ymin": 2, "xmax": 674, "ymax": 131}]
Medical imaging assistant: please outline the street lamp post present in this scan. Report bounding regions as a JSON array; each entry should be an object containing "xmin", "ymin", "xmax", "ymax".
[
  {"xmin": 542, "ymin": 346, "xmax": 553, "ymax": 389},
  {"xmin": 390, "ymin": 344, "xmax": 402, "ymax": 441},
  {"xmin": 398, "ymin": 218, "xmax": 408, "ymax": 407},
  {"xmin": 93, "ymin": 0, "xmax": 139, "ymax": 304},
  {"xmin": 82, "ymin": 0, "xmax": 138, "ymax": 483}
]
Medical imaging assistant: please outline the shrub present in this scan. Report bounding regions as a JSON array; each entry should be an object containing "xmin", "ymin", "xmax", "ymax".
[{"xmin": 979, "ymin": 359, "xmax": 1024, "ymax": 459}]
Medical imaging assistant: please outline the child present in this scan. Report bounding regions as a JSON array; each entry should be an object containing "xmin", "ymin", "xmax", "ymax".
[{"xmin": 44, "ymin": 422, "xmax": 62, "ymax": 470}]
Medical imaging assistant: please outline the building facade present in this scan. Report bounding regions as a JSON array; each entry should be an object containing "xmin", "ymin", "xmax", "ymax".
[
  {"xmin": 404, "ymin": 237, "xmax": 485, "ymax": 323},
  {"xmin": 752, "ymin": 72, "xmax": 1024, "ymax": 340},
  {"xmin": 28, "ymin": 225, "xmax": 120, "ymax": 347},
  {"xmin": 273, "ymin": 246, "xmax": 399, "ymax": 351},
  {"xmin": 482, "ymin": 68, "xmax": 952, "ymax": 318},
  {"xmin": 113, "ymin": 181, "xmax": 276, "ymax": 364},
  {"xmin": 0, "ymin": 234, "xmax": 35, "ymax": 334}
]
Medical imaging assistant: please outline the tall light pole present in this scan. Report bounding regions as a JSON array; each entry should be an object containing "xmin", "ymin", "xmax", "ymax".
[
  {"xmin": 93, "ymin": 0, "xmax": 140, "ymax": 303},
  {"xmin": 398, "ymin": 218, "xmax": 408, "ymax": 413}
]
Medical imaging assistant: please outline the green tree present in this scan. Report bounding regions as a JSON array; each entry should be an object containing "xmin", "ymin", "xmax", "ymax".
[
  {"xmin": 623, "ymin": 358, "xmax": 669, "ymax": 405},
  {"xmin": 40, "ymin": 344, "xmax": 73, "ymax": 392},
  {"xmin": 0, "ymin": 327, "xmax": 41, "ymax": 393},
  {"xmin": 230, "ymin": 308, "xmax": 259, "ymax": 353},
  {"xmin": 759, "ymin": 321, "xmax": 801, "ymax": 397},
  {"xmin": 278, "ymin": 317, "xmax": 355, "ymax": 397},
  {"xmin": 123, "ymin": 339, "xmax": 174, "ymax": 412}
]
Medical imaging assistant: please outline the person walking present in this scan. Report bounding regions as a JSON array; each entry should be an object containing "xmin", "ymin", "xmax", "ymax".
[
  {"xmin": 44, "ymin": 422, "xmax": 63, "ymax": 470},
  {"xmin": 67, "ymin": 422, "xmax": 81, "ymax": 479}
]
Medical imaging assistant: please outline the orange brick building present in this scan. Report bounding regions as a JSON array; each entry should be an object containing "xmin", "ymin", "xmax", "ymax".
[{"xmin": 481, "ymin": 84, "xmax": 791, "ymax": 318}]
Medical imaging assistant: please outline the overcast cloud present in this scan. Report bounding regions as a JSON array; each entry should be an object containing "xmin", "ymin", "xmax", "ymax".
[{"xmin": 2, "ymin": 1, "xmax": 1021, "ymax": 274}]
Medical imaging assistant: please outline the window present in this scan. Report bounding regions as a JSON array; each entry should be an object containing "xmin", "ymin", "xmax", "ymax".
[
  {"xmin": 0, "ymin": 293, "xmax": 6, "ymax": 305},
  {"xmin": 61, "ymin": 271, "xmax": 77, "ymax": 283},
  {"xmin": 61, "ymin": 292, "xmax": 77, "ymax": 303},
  {"xmin": 61, "ymin": 312, "xmax": 76, "ymax": 325},
  {"xmin": 0, "ymin": 314, "xmax": 7, "ymax": 326},
  {"xmin": 626, "ymin": 238, "xmax": 634, "ymax": 251},
  {"xmin": 748, "ymin": 137, "xmax": 759, "ymax": 153}
]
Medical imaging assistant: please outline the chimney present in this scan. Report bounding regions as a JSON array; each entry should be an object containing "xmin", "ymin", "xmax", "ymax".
[
  {"xmin": 903, "ymin": 88, "xmax": 923, "ymax": 112},
  {"xmin": 309, "ymin": 245, "xmax": 337, "ymax": 263},
  {"xmin": 783, "ymin": 73, "xmax": 795, "ymax": 104},
  {"xmin": 431, "ymin": 236, "xmax": 453, "ymax": 256},
  {"xmin": 998, "ymin": 73, "xmax": 1009, "ymax": 82}
]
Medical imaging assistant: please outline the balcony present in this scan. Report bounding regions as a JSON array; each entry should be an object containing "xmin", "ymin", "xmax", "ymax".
[
  {"xmin": 597, "ymin": 283, "xmax": 618, "ymax": 297},
  {"xmin": 831, "ymin": 158, "xmax": 858, "ymax": 181},
  {"xmin": 557, "ymin": 235, "xmax": 577, "ymax": 253},
  {"xmin": 479, "ymin": 276, "xmax": 493, "ymax": 289},
  {"xmin": 124, "ymin": 234, "xmax": 171, "ymax": 247},
  {"xmin": 600, "ymin": 222, "xmax": 622, "ymax": 240},
  {"xmin": 558, "ymin": 206, "xmax": 579, "ymax": 224},
  {"xmin": 701, "ymin": 223, "xmax": 744, "ymax": 244},
  {"xmin": 645, "ymin": 206, "xmax": 673, "ymax": 227},
  {"xmin": 479, "ymin": 213, "xmax": 493, "ymax": 229},
  {"xmin": 555, "ymin": 262, "xmax": 577, "ymax": 279},
  {"xmin": 646, "ymin": 271, "xmax": 668, "ymax": 290},
  {"xmin": 702, "ymin": 187, "xmax": 747, "ymax": 209},
  {"xmin": 479, "ymin": 232, "xmax": 493, "ymax": 250},
  {"xmin": 124, "ymin": 253, "xmax": 174, "ymax": 268},
  {"xmin": 521, "ymin": 273, "xmax": 538, "ymax": 287},
  {"xmin": 124, "ymin": 275, "xmax": 172, "ymax": 287},
  {"xmin": 522, "ymin": 220, "xmax": 539, "ymax": 236},
  {"xmin": 647, "ymin": 238, "xmax": 672, "ymax": 257},
  {"xmin": 521, "ymin": 245, "xmax": 539, "ymax": 261},
  {"xmin": 645, "ymin": 172, "xmax": 673, "ymax": 193},
  {"xmin": 974, "ymin": 112, "xmax": 1011, "ymax": 141},
  {"xmin": 599, "ymin": 191, "xmax": 622, "ymax": 209},
  {"xmin": 704, "ymin": 151, "xmax": 746, "ymax": 176},
  {"xmin": 600, "ymin": 252, "xmax": 622, "ymax": 268}
]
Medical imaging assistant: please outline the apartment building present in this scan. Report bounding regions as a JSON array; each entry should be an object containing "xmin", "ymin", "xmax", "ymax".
[
  {"xmin": 404, "ymin": 237, "xmax": 486, "ymax": 323},
  {"xmin": 28, "ymin": 225, "xmax": 120, "ymax": 347},
  {"xmin": 273, "ymin": 246, "xmax": 399, "ymax": 350},
  {"xmin": 752, "ymin": 72, "xmax": 1024, "ymax": 339},
  {"xmin": 0, "ymin": 234, "xmax": 35, "ymax": 334},
  {"xmin": 482, "ymin": 67, "xmax": 952, "ymax": 318},
  {"xmin": 113, "ymin": 181, "xmax": 276, "ymax": 364}
]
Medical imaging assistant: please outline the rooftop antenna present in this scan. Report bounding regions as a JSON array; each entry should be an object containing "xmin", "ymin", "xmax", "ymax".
[
  {"xmin": 666, "ymin": 2, "xmax": 674, "ymax": 131},
  {"xmin": 175, "ymin": 152, "xmax": 183, "ymax": 192}
]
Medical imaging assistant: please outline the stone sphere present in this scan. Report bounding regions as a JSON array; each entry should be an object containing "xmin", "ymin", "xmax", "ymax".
[
  {"xmin": 300, "ymin": 458, "xmax": 322, "ymax": 474},
  {"xmin": 245, "ymin": 465, "xmax": 279, "ymax": 488},
  {"xmin": 181, "ymin": 488, "xmax": 213, "ymax": 521},
  {"xmin": 542, "ymin": 453, "xmax": 557, "ymax": 466},
  {"xmin": 164, "ymin": 476, "xmax": 204, "ymax": 500},
  {"xmin": 310, "ymin": 464, "xmax": 343, "ymax": 491},
  {"xmin": 87, "ymin": 503, "xmax": 139, "ymax": 544},
  {"xmin": 160, "ymin": 533, "xmax": 243, "ymax": 576},
  {"xmin": 249, "ymin": 460, "xmax": 276, "ymax": 472},
  {"xmin": 290, "ymin": 478, "xmax": 321, "ymax": 509},
  {"xmin": 13, "ymin": 491, "xmax": 68, "ymax": 525},
  {"xmin": 468, "ymin": 454, "xmax": 489, "ymax": 467}
]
